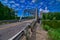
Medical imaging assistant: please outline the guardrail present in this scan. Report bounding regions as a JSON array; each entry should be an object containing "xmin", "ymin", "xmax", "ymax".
[
  {"xmin": 8, "ymin": 19, "xmax": 37, "ymax": 40},
  {"xmin": 0, "ymin": 19, "xmax": 34, "ymax": 24},
  {"xmin": 0, "ymin": 20, "xmax": 19, "ymax": 24}
]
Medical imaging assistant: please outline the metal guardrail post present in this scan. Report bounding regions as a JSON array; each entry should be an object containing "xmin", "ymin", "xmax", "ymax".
[
  {"xmin": 24, "ymin": 26, "xmax": 30, "ymax": 40},
  {"xmin": 30, "ymin": 20, "xmax": 36, "ymax": 32}
]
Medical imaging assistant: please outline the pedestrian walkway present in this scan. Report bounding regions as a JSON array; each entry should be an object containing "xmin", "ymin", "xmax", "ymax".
[{"xmin": 36, "ymin": 23, "xmax": 48, "ymax": 40}]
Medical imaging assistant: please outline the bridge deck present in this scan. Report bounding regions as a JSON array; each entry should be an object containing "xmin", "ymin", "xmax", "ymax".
[{"xmin": 0, "ymin": 20, "xmax": 33, "ymax": 40}]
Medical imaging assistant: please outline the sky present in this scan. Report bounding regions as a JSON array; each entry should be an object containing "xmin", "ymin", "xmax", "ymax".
[{"xmin": 0, "ymin": 0, "xmax": 60, "ymax": 16}]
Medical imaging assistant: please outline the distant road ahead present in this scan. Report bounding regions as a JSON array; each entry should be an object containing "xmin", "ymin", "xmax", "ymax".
[{"xmin": 0, "ymin": 20, "xmax": 33, "ymax": 40}]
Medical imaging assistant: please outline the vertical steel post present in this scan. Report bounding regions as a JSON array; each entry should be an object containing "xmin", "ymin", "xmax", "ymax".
[
  {"xmin": 40, "ymin": 11, "xmax": 43, "ymax": 24},
  {"xmin": 35, "ymin": 8, "xmax": 38, "ymax": 22}
]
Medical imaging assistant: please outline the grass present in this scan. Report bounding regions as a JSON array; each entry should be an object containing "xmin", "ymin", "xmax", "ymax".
[
  {"xmin": 42, "ymin": 20, "xmax": 60, "ymax": 29},
  {"xmin": 42, "ymin": 20, "xmax": 60, "ymax": 40},
  {"xmin": 48, "ymin": 29, "xmax": 60, "ymax": 40}
]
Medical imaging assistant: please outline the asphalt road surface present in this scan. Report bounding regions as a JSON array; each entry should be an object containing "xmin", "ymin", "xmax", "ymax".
[{"xmin": 0, "ymin": 20, "xmax": 33, "ymax": 40}]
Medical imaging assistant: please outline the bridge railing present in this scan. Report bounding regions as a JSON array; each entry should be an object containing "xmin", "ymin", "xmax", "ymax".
[
  {"xmin": 0, "ymin": 20, "xmax": 19, "ymax": 24},
  {"xmin": 0, "ymin": 19, "xmax": 34, "ymax": 25},
  {"xmin": 8, "ymin": 19, "xmax": 37, "ymax": 40}
]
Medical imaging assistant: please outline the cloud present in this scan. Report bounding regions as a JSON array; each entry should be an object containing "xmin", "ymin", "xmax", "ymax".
[
  {"xmin": 32, "ymin": 0, "xmax": 36, "ymax": 3},
  {"xmin": 16, "ymin": 8, "xmax": 20, "ymax": 10},
  {"xmin": 7, "ymin": 3, "xmax": 11, "ymax": 7},
  {"xmin": 3, "ymin": 0, "xmax": 8, "ymax": 3},
  {"xmin": 45, "ymin": 7, "xmax": 48, "ymax": 10},
  {"xmin": 3, "ymin": 1, "xmax": 7, "ymax": 3},
  {"xmin": 20, "ymin": 0, "xmax": 25, "ymax": 3},
  {"xmin": 56, "ymin": 0, "xmax": 60, "ymax": 2},
  {"xmin": 12, "ymin": 5, "xmax": 16, "ymax": 8},
  {"xmin": 40, "ymin": 7, "xmax": 49, "ymax": 13},
  {"xmin": 40, "ymin": 8, "xmax": 43, "ymax": 11},
  {"xmin": 15, "ymin": 3, "xmax": 20, "ymax": 6},
  {"xmin": 43, "ymin": 10, "xmax": 49, "ymax": 13},
  {"xmin": 40, "ymin": 2, "xmax": 43, "ymax": 5},
  {"xmin": 21, "ymin": 5, "xmax": 24, "ymax": 7},
  {"xmin": 16, "ymin": 0, "xmax": 19, "ymax": 1},
  {"xmin": 9, "ymin": 1, "xmax": 15, "ymax": 3},
  {"xmin": 49, "ymin": 1, "xmax": 55, "ymax": 5},
  {"xmin": 4, "ymin": 0, "xmax": 8, "ymax": 2}
]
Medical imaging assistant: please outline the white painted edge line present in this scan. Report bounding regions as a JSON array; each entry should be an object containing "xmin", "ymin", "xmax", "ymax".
[{"xmin": 8, "ymin": 24, "xmax": 30, "ymax": 40}]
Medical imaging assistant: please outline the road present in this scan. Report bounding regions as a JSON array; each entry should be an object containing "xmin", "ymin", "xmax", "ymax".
[{"xmin": 0, "ymin": 20, "xmax": 33, "ymax": 40}]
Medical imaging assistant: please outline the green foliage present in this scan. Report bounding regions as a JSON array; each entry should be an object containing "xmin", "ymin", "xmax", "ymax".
[
  {"xmin": 48, "ymin": 29, "xmax": 60, "ymax": 40},
  {"xmin": 0, "ymin": 2, "xmax": 19, "ymax": 20},
  {"xmin": 22, "ymin": 16, "xmax": 34, "ymax": 19},
  {"xmin": 42, "ymin": 20, "xmax": 60, "ymax": 29},
  {"xmin": 42, "ymin": 21, "xmax": 60, "ymax": 40},
  {"xmin": 42, "ymin": 11, "xmax": 60, "ymax": 40},
  {"xmin": 42, "ymin": 12, "xmax": 60, "ymax": 20},
  {"xmin": 43, "ymin": 25, "xmax": 51, "ymax": 31}
]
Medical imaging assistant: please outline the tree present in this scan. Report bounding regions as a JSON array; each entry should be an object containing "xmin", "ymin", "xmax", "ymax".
[{"xmin": 0, "ymin": 1, "xmax": 19, "ymax": 20}]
